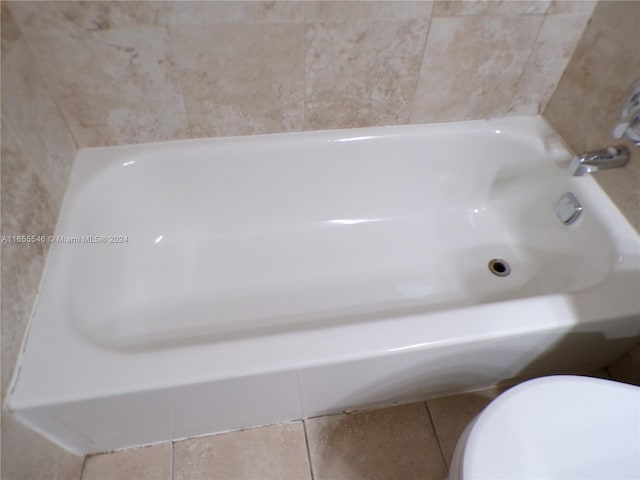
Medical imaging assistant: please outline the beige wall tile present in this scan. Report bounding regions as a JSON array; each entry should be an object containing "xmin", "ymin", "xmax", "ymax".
[
  {"xmin": 174, "ymin": 423, "xmax": 311, "ymax": 480},
  {"xmin": 305, "ymin": 403, "xmax": 446, "ymax": 480},
  {"xmin": 170, "ymin": 22, "xmax": 304, "ymax": 138},
  {"xmin": 7, "ymin": 1, "xmax": 165, "ymax": 35},
  {"xmin": 0, "ymin": 120, "xmax": 78, "ymax": 480},
  {"xmin": 433, "ymin": 0, "xmax": 550, "ymax": 16},
  {"xmin": 544, "ymin": 0, "xmax": 640, "ymax": 231},
  {"xmin": 305, "ymin": 18, "xmax": 429, "ymax": 130},
  {"xmin": 548, "ymin": 0, "xmax": 597, "ymax": 15},
  {"xmin": 2, "ymin": 9, "xmax": 82, "ymax": 480},
  {"xmin": 1, "ymin": 235, "xmax": 50, "ymax": 398},
  {"xmin": 594, "ymin": 157, "xmax": 640, "ymax": 232},
  {"xmin": 1, "ymin": 414, "xmax": 83, "ymax": 480},
  {"xmin": 58, "ymin": 451, "xmax": 86, "ymax": 480},
  {"xmin": 1, "ymin": 2, "xmax": 22, "ymax": 57},
  {"xmin": 10, "ymin": 2, "xmax": 190, "ymax": 147},
  {"xmin": 0, "ymin": 120, "xmax": 57, "ymax": 397},
  {"xmin": 0, "ymin": 120, "xmax": 58, "ymax": 238},
  {"xmin": 509, "ymin": 13, "xmax": 590, "ymax": 115},
  {"xmin": 8, "ymin": 0, "xmax": 597, "ymax": 147},
  {"xmin": 82, "ymin": 443, "xmax": 171, "ymax": 480},
  {"xmin": 305, "ymin": 1, "xmax": 434, "ymax": 21},
  {"xmin": 427, "ymin": 387, "xmax": 506, "ymax": 466},
  {"xmin": 165, "ymin": 1, "xmax": 304, "ymax": 25},
  {"xmin": 1, "ymin": 36, "xmax": 77, "ymax": 209},
  {"xmin": 2, "ymin": 31, "xmax": 71, "ymax": 430},
  {"xmin": 411, "ymin": 15, "xmax": 543, "ymax": 123}
]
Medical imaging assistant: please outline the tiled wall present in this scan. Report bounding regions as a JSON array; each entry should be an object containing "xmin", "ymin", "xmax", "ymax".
[
  {"xmin": 1, "ymin": 4, "xmax": 83, "ymax": 479},
  {"xmin": 7, "ymin": 0, "xmax": 594, "ymax": 148},
  {"xmin": 542, "ymin": 1, "xmax": 640, "ymax": 386},
  {"xmin": 544, "ymin": 0, "xmax": 640, "ymax": 231}
]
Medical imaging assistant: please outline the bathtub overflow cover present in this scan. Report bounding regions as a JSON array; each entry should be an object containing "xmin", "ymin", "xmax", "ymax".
[{"xmin": 488, "ymin": 258, "xmax": 511, "ymax": 277}]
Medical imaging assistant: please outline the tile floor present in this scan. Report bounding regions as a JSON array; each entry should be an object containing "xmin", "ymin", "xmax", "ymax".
[{"xmin": 80, "ymin": 371, "xmax": 610, "ymax": 480}]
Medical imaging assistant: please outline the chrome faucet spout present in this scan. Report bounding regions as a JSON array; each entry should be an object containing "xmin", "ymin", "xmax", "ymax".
[{"xmin": 568, "ymin": 145, "xmax": 630, "ymax": 176}]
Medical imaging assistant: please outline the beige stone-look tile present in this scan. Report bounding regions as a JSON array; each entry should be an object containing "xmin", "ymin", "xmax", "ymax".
[
  {"xmin": 1, "ymin": 36, "xmax": 77, "ymax": 209},
  {"xmin": 411, "ymin": 15, "xmax": 543, "ymax": 123},
  {"xmin": 305, "ymin": 18, "xmax": 429, "ymax": 130},
  {"xmin": 10, "ymin": 2, "xmax": 189, "ymax": 147},
  {"xmin": 433, "ymin": 0, "xmax": 550, "ymax": 16},
  {"xmin": 165, "ymin": 1, "xmax": 304, "ymax": 25},
  {"xmin": 0, "ymin": 120, "xmax": 58, "ymax": 239},
  {"xmin": 305, "ymin": 403, "xmax": 446, "ymax": 480},
  {"xmin": 305, "ymin": 1, "xmax": 433, "ymax": 21},
  {"xmin": 1, "ymin": 121, "xmax": 57, "ymax": 397},
  {"xmin": 9, "ymin": 0, "xmax": 166, "ymax": 33},
  {"xmin": 82, "ymin": 443, "xmax": 171, "ymax": 480},
  {"xmin": 427, "ymin": 387, "xmax": 507, "ymax": 466},
  {"xmin": 170, "ymin": 22, "xmax": 304, "ymax": 138},
  {"xmin": 1, "ymin": 1, "xmax": 22, "ymax": 57},
  {"xmin": 174, "ymin": 422, "xmax": 311, "ymax": 480},
  {"xmin": 544, "ymin": 0, "xmax": 640, "ymax": 232},
  {"xmin": 509, "ymin": 13, "xmax": 590, "ymax": 115},
  {"xmin": 1, "ymin": 413, "xmax": 83, "ymax": 480},
  {"xmin": 593, "ymin": 154, "xmax": 640, "ymax": 233},
  {"xmin": 58, "ymin": 450, "xmax": 85, "ymax": 480},
  {"xmin": 548, "ymin": 0, "xmax": 597, "ymax": 15},
  {"xmin": 1, "ymin": 239, "xmax": 50, "ymax": 397},
  {"xmin": 545, "ymin": 1, "xmax": 640, "ymax": 149}
]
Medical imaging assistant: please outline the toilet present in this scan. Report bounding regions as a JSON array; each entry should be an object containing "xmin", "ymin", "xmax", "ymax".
[{"xmin": 449, "ymin": 375, "xmax": 640, "ymax": 479}]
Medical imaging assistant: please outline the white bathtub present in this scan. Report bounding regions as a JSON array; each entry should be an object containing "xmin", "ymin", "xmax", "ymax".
[{"xmin": 8, "ymin": 116, "xmax": 640, "ymax": 454}]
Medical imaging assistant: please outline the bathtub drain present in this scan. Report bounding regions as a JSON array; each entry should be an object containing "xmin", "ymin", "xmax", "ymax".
[{"xmin": 488, "ymin": 258, "xmax": 511, "ymax": 277}]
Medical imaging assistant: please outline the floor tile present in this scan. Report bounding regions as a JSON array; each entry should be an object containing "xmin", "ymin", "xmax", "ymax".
[
  {"xmin": 305, "ymin": 403, "xmax": 446, "ymax": 480},
  {"xmin": 174, "ymin": 422, "xmax": 311, "ymax": 480},
  {"xmin": 426, "ymin": 387, "xmax": 507, "ymax": 467},
  {"xmin": 82, "ymin": 443, "xmax": 171, "ymax": 480},
  {"xmin": 1, "ymin": 413, "xmax": 83, "ymax": 480}
]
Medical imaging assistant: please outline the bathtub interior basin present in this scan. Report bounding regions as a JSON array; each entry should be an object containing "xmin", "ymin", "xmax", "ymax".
[
  {"xmin": 8, "ymin": 116, "xmax": 640, "ymax": 454},
  {"xmin": 57, "ymin": 119, "xmax": 626, "ymax": 349}
]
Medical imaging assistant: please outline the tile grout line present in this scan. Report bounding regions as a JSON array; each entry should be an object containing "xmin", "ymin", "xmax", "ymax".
[
  {"xmin": 171, "ymin": 441, "xmax": 175, "ymax": 480},
  {"xmin": 163, "ymin": 21, "xmax": 195, "ymax": 140},
  {"xmin": 540, "ymin": 11, "xmax": 593, "ymax": 114},
  {"xmin": 407, "ymin": 3, "xmax": 434, "ymax": 124},
  {"xmin": 302, "ymin": 420, "xmax": 316, "ymax": 480},
  {"xmin": 507, "ymin": 11, "xmax": 548, "ymax": 114},
  {"xmin": 9, "ymin": 19, "xmax": 83, "ymax": 151},
  {"xmin": 78, "ymin": 454, "xmax": 87, "ymax": 480},
  {"xmin": 302, "ymin": 20, "xmax": 307, "ymax": 131},
  {"xmin": 424, "ymin": 401, "xmax": 448, "ymax": 470}
]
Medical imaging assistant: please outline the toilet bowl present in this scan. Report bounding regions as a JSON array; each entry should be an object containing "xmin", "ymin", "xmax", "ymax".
[{"xmin": 449, "ymin": 375, "xmax": 640, "ymax": 479}]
